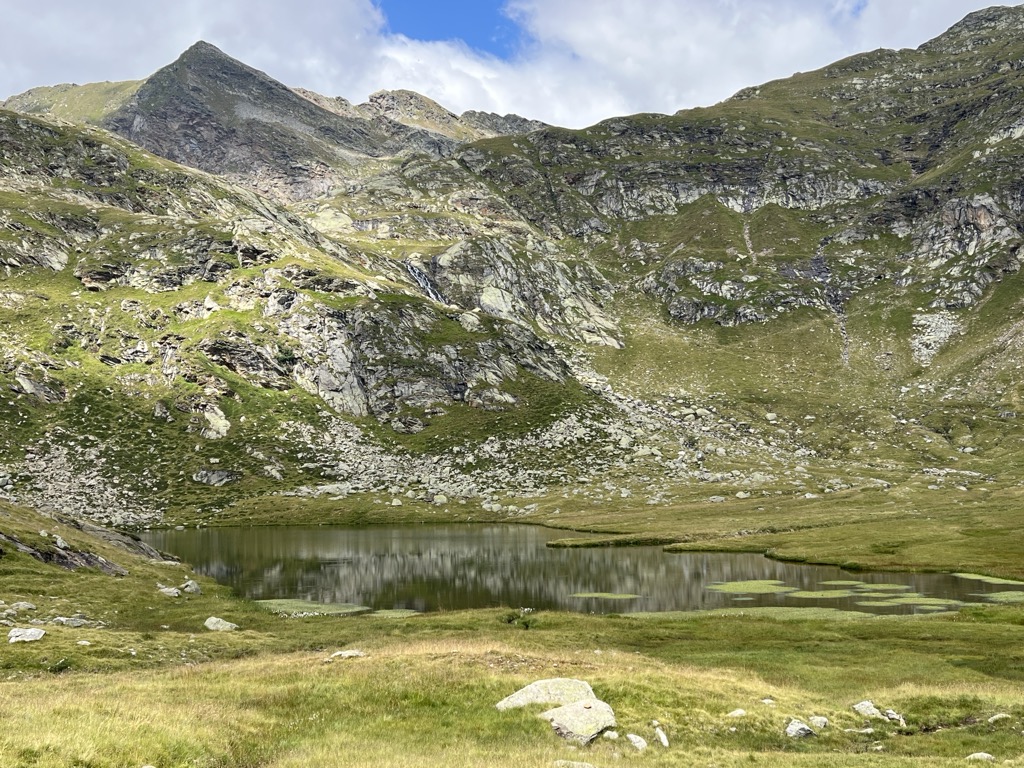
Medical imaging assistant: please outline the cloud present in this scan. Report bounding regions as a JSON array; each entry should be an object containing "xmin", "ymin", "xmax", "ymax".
[{"xmin": 1, "ymin": 0, "xmax": 1020, "ymax": 129}]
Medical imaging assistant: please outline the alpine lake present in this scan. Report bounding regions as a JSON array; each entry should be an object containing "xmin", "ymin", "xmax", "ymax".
[{"xmin": 141, "ymin": 524, "xmax": 1024, "ymax": 617}]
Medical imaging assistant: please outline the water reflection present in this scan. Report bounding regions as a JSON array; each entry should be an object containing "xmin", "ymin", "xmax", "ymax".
[{"xmin": 141, "ymin": 525, "xmax": 1020, "ymax": 615}]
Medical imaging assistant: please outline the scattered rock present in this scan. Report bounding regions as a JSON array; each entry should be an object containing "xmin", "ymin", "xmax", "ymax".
[
  {"xmin": 809, "ymin": 716, "xmax": 830, "ymax": 729},
  {"xmin": 552, "ymin": 762, "xmax": 597, "ymax": 768},
  {"xmin": 181, "ymin": 579, "xmax": 202, "ymax": 595},
  {"xmin": 192, "ymin": 469, "xmax": 243, "ymax": 486},
  {"xmin": 853, "ymin": 700, "xmax": 885, "ymax": 719},
  {"xmin": 727, "ymin": 709, "xmax": 747, "ymax": 718},
  {"xmin": 626, "ymin": 733, "xmax": 648, "ymax": 751},
  {"xmin": 987, "ymin": 713, "xmax": 1011, "ymax": 724},
  {"xmin": 158, "ymin": 587, "xmax": 182, "ymax": 598},
  {"xmin": 884, "ymin": 709, "xmax": 906, "ymax": 727},
  {"xmin": 8, "ymin": 628, "xmax": 46, "ymax": 643},
  {"xmin": 602, "ymin": 730, "xmax": 619, "ymax": 740},
  {"xmin": 328, "ymin": 649, "xmax": 367, "ymax": 660},
  {"xmin": 540, "ymin": 698, "xmax": 616, "ymax": 745},
  {"xmin": 496, "ymin": 678, "xmax": 595, "ymax": 711},
  {"xmin": 653, "ymin": 724, "xmax": 669, "ymax": 747},
  {"xmin": 786, "ymin": 720, "xmax": 816, "ymax": 738},
  {"xmin": 965, "ymin": 754, "xmax": 995, "ymax": 762},
  {"xmin": 203, "ymin": 616, "xmax": 238, "ymax": 632},
  {"xmin": 10, "ymin": 602, "xmax": 37, "ymax": 612}
]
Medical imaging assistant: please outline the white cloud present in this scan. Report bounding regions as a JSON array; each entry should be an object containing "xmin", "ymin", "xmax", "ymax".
[{"xmin": 1, "ymin": 0, "xmax": 1020, "ymax": 129}]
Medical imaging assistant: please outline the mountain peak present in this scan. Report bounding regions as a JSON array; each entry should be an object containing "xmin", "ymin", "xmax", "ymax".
[{"xmin": 921, "ymin": 4, "xmax": 1024, "ymax": 53}]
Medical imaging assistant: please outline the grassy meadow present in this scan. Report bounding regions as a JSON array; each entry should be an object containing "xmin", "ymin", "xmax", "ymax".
[{"xmin": 3, "ymin": 499, "xmax": 1024, "ymax": 768}]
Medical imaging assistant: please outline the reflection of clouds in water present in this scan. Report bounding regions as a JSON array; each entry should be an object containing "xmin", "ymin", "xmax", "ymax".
[{"xmin": 143, "ymin": 525, "xmax": 1011, "ymax": 615}]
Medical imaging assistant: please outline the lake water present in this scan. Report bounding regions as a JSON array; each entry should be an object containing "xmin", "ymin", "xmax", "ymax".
[{"xmin": 141, "ymin": 524, "xmax": 1023, "ymax": 615}]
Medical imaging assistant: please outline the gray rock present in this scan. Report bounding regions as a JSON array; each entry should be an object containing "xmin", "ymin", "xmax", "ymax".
[
  {"xmin": 159, "ymin": 587, "xmax": 182, "ymax": 598},
  {"xmin": 853, "ymin": 700, "xmax": 885, "ymax": 719},
  {"xmin": 10, "ymin": 602, "xmax": 37, "ymax": 612},
  {"xmin": 552, "ymin": 762, "xmax": 597, "ymax": 768},
  {"xmin": 654, "ymin": 724, "xmax": 669, "ymax": 746},
  {"xmin": 540, "ymin": 698, "xmax": 616, "ymax": 745},
  {"xmin": 786, "ymin": 720, "xmax": 816, "ymax": 738},
  {"xmin": 8, "ymin": 628, "xmax": 46, "ymax": 643},
  {"xmin": 181, "ymin": 579, "xmax": 203, "ymax": 595},
  {"xmin": 626, "ymin": 733, "xmax": 648, "ymax": 751},
  {"xmin": 328, "ymin": 649, "xmax": 366, "ymax": 660},
  {"xmin": 496, "ymin": 678, "xmax": 595, "ymax": 711},
  {"xmin": 965, "ymin": 754, "xmax": 995, "ymax": 762},
  {"xmin": 727, "ymin": 709, "xmax": 747, "ymax": 718},
  {"xmin": 987, "ymin": 713, "xmax": 1011, "ymax": 724},
  {"xmin": 884, "ymin": 709, "xmax": 906, "ymax": 727},
  {"xmin": 809, "ymin": 715, "xmax": 830, "ymax": 729},
  {"xmin": 203, "ymin": 616, "xmax": 238, "ymax": 632},
  {"xmin": 192, "ymin": 469, "xmax": 243, "ymax": 486}
]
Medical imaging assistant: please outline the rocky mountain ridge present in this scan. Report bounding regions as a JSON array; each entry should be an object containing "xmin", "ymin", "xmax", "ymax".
[{"xmin": 3, "ymin": 6, "xmax": 1024, "ymax": 528}]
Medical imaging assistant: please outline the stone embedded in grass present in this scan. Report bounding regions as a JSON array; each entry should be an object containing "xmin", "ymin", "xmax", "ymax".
[
  {"xmin": 326, "ymin": 649, "xmax": 366, "ymax": 662},
  {"xmin": 495, "ymin": 678, "xmax": 594, "ymax": 711},
  {"xmin": 786, "ymin": 719, "xmax": 815, "ymax": 738},
  {"xmin": 626, "ymin": 733, "xmax": 648, "ymax": 751},
  {"xmin": 8, "ymin": 628, "xmax": 45, "ymax": 643},
  {"xmin": 540, "ymin": 698, "xmax": 616, "ymax": 745},
  {"xmin": 853, "ymin": 701, "xmax": 885, "ymax": 719},
  {"xmin": 203, "ymin": 616, "xmax": 238, "ymax": 632},
  {"xmin": 987, "ymin": 713, "xmax": 1011, "ymax": 724},
  {"xmin": 707, "ymin": 580, "xmax": 798, "ymax": 595},
  {"xmin": 965, "ymin": 753, "xmax": 995, "ymax": 762},
  {"xmin": 726, "ymin": 709, "xmax": 747, "ymax": 717},
  {"xmin": 158, "ymin": 586, "xmax": 181, "ymax": 598},
  {"xmin": 809, "ymin": 716, "xmax": 829, "ymax": 729}
]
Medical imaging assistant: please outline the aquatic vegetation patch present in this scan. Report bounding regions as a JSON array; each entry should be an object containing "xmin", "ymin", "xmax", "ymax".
[
  {"xmin": 570, "ymin": 592, "xmax": 642, "ymax": 600},
  {"xmin": 256, "ymin": 599, "xmax": 372, "ymax": 616},
  {"xmin": 786, "ymin": 589, "xmax": 857, "ymax": 599},
  {"xmin": 707, "ymin": 580, "xmax": 798, "ymax": 594},
  {"xmin": 954, "ymin": 573, "xmax": 1024, "ymax": 586},
  {"xmin": 978, "ymin": 590, "xmax": 1024, "ymax": 604}
]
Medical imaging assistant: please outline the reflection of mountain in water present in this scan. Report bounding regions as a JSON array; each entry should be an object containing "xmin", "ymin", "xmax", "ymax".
[{"xmin": 142, "ymin": 525, "xmax": 1008, "ymax": 614}]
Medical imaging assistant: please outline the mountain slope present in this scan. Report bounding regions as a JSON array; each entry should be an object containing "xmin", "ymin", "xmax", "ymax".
[{"xmin": 3, "ymin": 8, "xmax": 1024, "ymax": 530}]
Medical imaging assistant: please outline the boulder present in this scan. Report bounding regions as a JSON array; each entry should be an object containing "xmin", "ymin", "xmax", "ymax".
[
  {"xmin": 540, "ymin": 698, "xmax": 616, "ymax": 745},
  {"xmin": 965, "ymin": 754, "xmax": 995, "ymax": 762},
  {"xmin": 786, "ymin": 720, "xmax": 816, "ymax": 738},
  {"xmin": 181, "ymin": 579, "xmax": 202, "ymax": 595},
  {"xmin": 809, "ymin": 715, "xmax": 829, "ymax": 729},
  {"xmin": 495, "ymin": 678, "xmax": 595, "ymax": 711},
  {"xmin": 159, "ymin": 587, "xmax": 182, "ymax": 598},
  {"xmin": 8, "ymin": 628, "xmax": 45, "ymax": 643},
  {"xmin": 203, "ymin": 616, "xmax": 238, "ymax": 632}
]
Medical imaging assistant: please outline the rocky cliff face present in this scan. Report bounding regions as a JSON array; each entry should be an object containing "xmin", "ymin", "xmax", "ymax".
[{"xmin": 4, "ymin": 8, "xmax": 1024, "ymax": 527}]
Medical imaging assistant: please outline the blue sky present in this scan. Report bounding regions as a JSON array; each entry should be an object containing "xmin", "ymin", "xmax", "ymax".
[
  {"xmin": 2, "ymin": 1, "xmax": 1022, "ymax": 127},
  {"xmin": 378, "ymin": 0, "xmax": 521, "ymax": 58}
]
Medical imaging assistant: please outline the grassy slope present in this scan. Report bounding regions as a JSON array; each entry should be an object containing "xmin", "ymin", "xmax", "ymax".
[{"xmin": 2, "ymin": 501, "xmax": 1024, "ymax": 767}]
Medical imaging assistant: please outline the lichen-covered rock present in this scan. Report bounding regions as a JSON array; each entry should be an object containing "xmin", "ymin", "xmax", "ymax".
[
  {"xmin": 496, "ymin": 678, "xmax": 595, "ymax": 711},
  {"xmin": 540, "ymin": 698, "xmax": 616, "ymax": 745}
]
